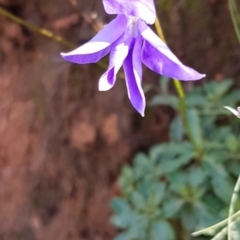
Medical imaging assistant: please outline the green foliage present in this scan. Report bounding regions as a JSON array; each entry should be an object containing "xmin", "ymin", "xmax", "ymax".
[{"xmin": 110, "ymin": 79, "xmax": 240, "ymax": 240}]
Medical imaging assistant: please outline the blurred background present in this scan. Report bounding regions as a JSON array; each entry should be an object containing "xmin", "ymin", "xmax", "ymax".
[{"xmin": 0, "ymin": 0, "xmax": 240, "ymax": 240}]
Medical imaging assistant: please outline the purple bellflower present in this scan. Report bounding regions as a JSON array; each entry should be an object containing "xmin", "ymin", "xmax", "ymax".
[{"xmin": 61, "ymin": 0, "xmax": 205, "ymax": 116}]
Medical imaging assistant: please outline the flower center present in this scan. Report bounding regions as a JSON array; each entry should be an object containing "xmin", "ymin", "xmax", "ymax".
[{"xmin": 125, "ymin": 16, "xmax": 139, "ymax": 39}]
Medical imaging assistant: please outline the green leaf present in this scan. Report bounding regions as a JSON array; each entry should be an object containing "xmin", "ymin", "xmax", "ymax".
[
  {"xmin": 159, "ymin": 151, "xmax": 195, "ymax": 174},
  {"xmin": 130, "ymin": 191, "xmax": 145, "ymax": 211},
  {"xmin": 110, "ymin": 198, "xmax": 132, "ymax": 229},
  {"xmin": 203, "ymin": 159, "xmax": 228, "ymax": 178},
  {"xmin": 152, "ymin": 141, "xmax": 193, "ymax": 160},
  {"xmin": 226, "ymin": 135, "xmax": 239, "ymax": 152},
  {"xmin": 139, "ymin": 178, "xmax": 155, "ymax": 199},
  {"xmin": 159, "ymin": 76, "xmax": 170, "ymax": 94},
  {"xmin": 168, "ymin": 172, "xmax": 187, "ymax": 195},
  {"xmin": 148, "ymin": 183, "xmax": 166, "ymax": 206},
  {"xmin": 180, "ymin": 205, "xmax": 199, "ymax": 231},
  {"xmin": 187, "ymin": 108, "xmax": 203, "ymax": 149},
  {"xmin": 222, "ymin": 90, "xmax": 240, "ymax": 106},
  {"xmin": 120, "ymin": 166, "xmax": 134, "ymax": 184},
  {"xmin": 216, "ymin": 79, "xmax": 233, "ymax": 96},
  {"xmin": 202, "ymin": 193, "xmax": 225, "ymax": 216},
  {"xmin": 110, "ymin": 198, "xmax": 130, "ymax": 214},
  {"xmin": 151, "ymin": 220, "xmax": 175, "ymax": 240},
  {"xmin": 149, "ymin": 145, "xmax": 166, "ymax": 162},
  {"xmin": 149, "ymin": 95, "xmax": 179, "ymax": 110},
  {"xmin": 170, "ymin": 116, "xmax": 184, "ymax": 141},
  {"xmin": 119, "ymin": 166, "xmax": 135, "ymax": 196},
  {"xmin": 114, "ymin": 232, "xmax": 132, "ymax": 240},
  {"xmin": 162, "ymin": 198, "xmax": 184, "ymax": 217},
  {"xmin": 120, "ymin": 214, "xmax": 148, "ymax": 240},
  {"xmin": 186, "ymin": 93, "xmax": 207, "ymax": 107},
  {"xmin": 228, "ymin": 162, "xmax": 240, "ymax": 177},
  {"xmin": 190, "ymin": 202, "xmax": 218, "ymax": 230},
  {"xmin": 110, "ymin": 214, "xmax": 131, "ymax": 229},
  {"xmin": 188, "ymin": 167, "xmax": 207, "ymax": 188},
  {"xmin": 211, "ymin": 176, "xmax": 234, "ymax": 204},
  {"xmin": 134, "ymin": 153, "xmax": 149, "ymax": 167},
  {"xmin": 113, "ymin": 213, "xmax": 148, "ymax": 240},
  {"xmin": 204, "ymin": 81, "xmax": 217, "ymax": 96},
  {"xmin": 133, "ymin": 153, "xmax": 152, "ymax": 179}
]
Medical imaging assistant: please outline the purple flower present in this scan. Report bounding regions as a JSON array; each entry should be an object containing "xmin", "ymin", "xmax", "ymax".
[{"xmin": 61, "ymin": 0, "xmax": 205, "ymax": 116}]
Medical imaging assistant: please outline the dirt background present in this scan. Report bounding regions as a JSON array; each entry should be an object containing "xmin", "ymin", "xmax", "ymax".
[{"xmin": 0, "ymin": 0, "xmax": 239, "ymax": 240}]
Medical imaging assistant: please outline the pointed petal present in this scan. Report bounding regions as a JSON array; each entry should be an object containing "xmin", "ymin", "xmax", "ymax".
[
  {"xmin": 61, "ymin": 15, "xmax": 127, "ymax": 64},
  {"xmin": 103, "ymin": 0, "xmax": 156, "ymax": 24},
  {"xmin": 123, "ymin": 38, "xmax": 145, "ymax": 116},
  {"xmin": 99, "ymin": 36, "xmax": 131, "ymax": 91},
  {"xmin": 138, "ymin": 20, "xmax": 206, "ymax": 80},
  {"xmin": 224, "ymin": 106, "xmax": 240, "ymax": 118}
]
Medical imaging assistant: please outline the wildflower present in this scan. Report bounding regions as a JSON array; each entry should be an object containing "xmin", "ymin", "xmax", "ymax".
[{"xmin": 61, "ymin": 0, "xmax": 205, "ymax": 116}]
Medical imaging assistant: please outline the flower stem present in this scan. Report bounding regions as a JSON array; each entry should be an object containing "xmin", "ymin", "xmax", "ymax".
[
  {"xmin": 154, "ymin": 17, "xmax": 186, "ymax": 99},
  {"xmin": 228, "ymin": 175, "xmax": 240, "ymax": 240},
  {"xmin": 228, "ymin": 0, "xmax": 240, "ymax": 44},
  {"xmin": 154, "ymin": 17, "xmax": 166, "ymax": 42},
  {"xmin": 0, "ymin": 6, "xmax": 108, "ymax": 71},
  {"xmin": 192, "ymin": 210, "xmax": 240, "ymax": 236},
  {"xmin": 154, "ymin": 17, "xmax": 201, "ymax": 156},
  {"xmin": 0, "ymin": 7, "xmax": 75, "ymax": 49},
  {"xmin": 154, "ymin": 17, "xmax": 185, "ymax": 99}
]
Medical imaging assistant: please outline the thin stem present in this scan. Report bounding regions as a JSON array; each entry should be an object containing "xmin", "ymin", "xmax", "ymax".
[
  {"xmin": 192, "ymin": 210, "xmax": 240, "ymax": 236},
  {"xmin": 228, "ymin": 0, "xmax": 240, "ymax": 43},
  {"xmin": 211, "ymin": 226, "xmax": 228, "ymax": 240},
  {"xmin": 154, "ymin": 17, "xmax": 201, "ymax": 155},
  {"xmin": 0, "ymin": 6, "xmax": 108, "ymax": 71},
  {"xmin": 212, "ymin": 216, "xmax": 240, "ymax": 240},
  {"xmin": 154, "ymin": 17, "xmax": 185, "ymax": 99},
  {"xmin": 0, "ymin": 7, "xmax": 75, "ymax": 49},
  {"xmin": 228, "ymin": 175, "xmax": 240, "ymax": 240},
  {"xmin": 154, "ymin": 17, "xmax": 166, "ymax": 42}
]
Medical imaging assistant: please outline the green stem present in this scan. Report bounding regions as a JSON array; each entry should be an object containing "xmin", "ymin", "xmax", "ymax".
[
  {"xmin": 154, "ymin": 18, "xmax": 185, "ymax": 99},
  {"xmin": 0, "ymin": 6, "xmax": 109, "ymax": 71},
  {"xmin": 154, "ymin": 17, "xmax": 201, "ymax": 155},
  {"xmin": 228, "ymin": 0, "xmax": 240, "ymax": 44},
  {"xmin": 0, "ymin": 6, "xmax": 75, "ymax": 49},
  {"xmin": 211, "ymin": 217, "xmax": 240, "ymax": 240},
  {"xmin": 228, "ymin": 175, "xmax": 240, "ymax": 240},
  {"xmin": 192, "ymin": 210, "xmax": 240, "ymax": 237}
]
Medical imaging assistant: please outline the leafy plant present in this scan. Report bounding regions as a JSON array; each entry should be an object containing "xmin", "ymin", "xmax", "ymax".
[{"xmin": 110, "ymin": 79, "xmax": 240, "ymax": 240}]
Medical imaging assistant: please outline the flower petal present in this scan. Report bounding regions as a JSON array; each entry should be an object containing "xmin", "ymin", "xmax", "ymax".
[
  {"xmin": 138, "ymin": 20, "xmax": 206, "ymax": 80},
  {"xmin": 60, "ymin": 14, "xmax": 127, "ymax": 64},
  {"xmin": 103, "ymin": 0, "xmax": 156, "ymax": 24},
  {"xmin": 123, "ymin": 38, "xmax": 145, "ymax": 116},
  {"xmin": 99, "ymin": 36, "xmax": 131, "ymax": 91},
  {"xmin": 224, "ymin": 106, "xmax": 240, "ymax": 118}
]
